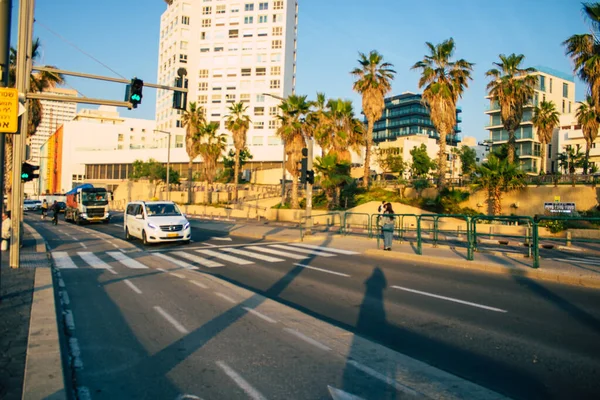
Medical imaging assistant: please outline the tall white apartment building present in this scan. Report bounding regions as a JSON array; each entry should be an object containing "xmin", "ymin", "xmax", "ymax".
[{"xmin": 156, "ymin": 0, "xmax": 298, "ymax": 163}]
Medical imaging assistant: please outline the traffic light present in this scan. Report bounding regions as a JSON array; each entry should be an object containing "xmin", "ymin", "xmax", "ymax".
[
  {"xmin": 21, "ymin": 162, "xmax": 39, "ymax": 182},
  {"xmin": 299, "ymin": 148, "xmax": 308, "ymax": 184},
  {"xmin": 172, "ymin": 76, "xmax": 188, "ymax": 110},
  {"xmin": 306, "ymin": 170, "xmax": 315, "ymax": 185},
  {"xmin": 129, "ymin": 78, "xmax": 144, "ymax": 108}
]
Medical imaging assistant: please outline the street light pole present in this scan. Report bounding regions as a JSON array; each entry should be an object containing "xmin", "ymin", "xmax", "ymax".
[{"xmin": 154, "ymin": 129, "xmax": 172, "ymax": 201}]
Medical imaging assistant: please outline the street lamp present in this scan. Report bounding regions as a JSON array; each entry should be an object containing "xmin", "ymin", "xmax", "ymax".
[{"xmin": 154, "ymin": 129, "xmax": 172, "ymax": 201}]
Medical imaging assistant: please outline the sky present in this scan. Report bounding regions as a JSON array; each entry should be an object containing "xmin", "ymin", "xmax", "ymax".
[{"xmin": 9, "ymin": 0, "xmax": 589, "ymax": 142}]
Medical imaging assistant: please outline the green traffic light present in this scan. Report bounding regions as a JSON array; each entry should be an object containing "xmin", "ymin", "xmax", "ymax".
[
  {"xmin": 131, "ymin": 94, "xmax": 141, "ymax": 101},
  {"xmin": 21, "ymin": 173, "xmax": 29, "ymax": 179}
]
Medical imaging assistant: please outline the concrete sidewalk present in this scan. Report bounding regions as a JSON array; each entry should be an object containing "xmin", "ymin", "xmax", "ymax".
[{"xmin": 197, "ymin": 219, "xmax": 600, "ymax": 289}]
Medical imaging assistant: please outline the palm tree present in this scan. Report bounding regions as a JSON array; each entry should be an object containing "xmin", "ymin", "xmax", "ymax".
[
  {"xmin": 486, "ymin": 54, "xmax": 537, "ymax": 164},
  {"xmin": 225, "ymin": 102, "xmax": 251, "ymax": 201},
  {"xmin": 532, "ymin": 101, "xmax": 560, "ymax": 174},
  {"xmin": 314, "ymin": 98, "xmax": 363, "ymax": 163},
  {"xmin": 564, "ymin": 3, "xmax": 600, "ymax": 112},
  {"xmin": 351, "ymin": 50, "xmax": 396, "ymax": 187},
  {"xmin": 276, "ymin": 94, "xmax": 311, "ymax": 209},
  {"xmin": 181, "ymin": 101, "xmax": 205, "ymax": 204},
  {"xmin": 576, "ymin": 96, "xmax": 600, "ymax": 174},
  {"xmin": 314, "ymin": 153, "xmax": 352, "ymax": 209},
  {"xmin": 412, "ymin": 38, "xmax": 474, "ymax": 188},
  {"xmin": 476, "ymin": 154, "xmax": 526, "ymax": 215},
  {"xmin": 197, "ymin": 122, "xmax": 227, "ymax": 185},
  {"xmin": 558, "ymin": 146, "xmax": 585, "ymax": 175}
]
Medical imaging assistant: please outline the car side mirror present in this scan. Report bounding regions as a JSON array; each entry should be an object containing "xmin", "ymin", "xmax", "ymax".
[{"xmin": 135, "ymin": 214, "xmax": 144, "ymax": 220}]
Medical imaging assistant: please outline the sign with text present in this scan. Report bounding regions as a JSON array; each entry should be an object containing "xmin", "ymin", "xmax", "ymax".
[
  {"xmin": 0, "ymin": 88, "xmax": 19, "ymax": 133},
  {"xmin": 544, "ymin": 202, "xmax": 575, "ymax": 213}
]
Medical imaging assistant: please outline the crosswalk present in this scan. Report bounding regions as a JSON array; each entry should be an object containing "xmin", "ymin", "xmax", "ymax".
[{"xmin": 50, "ymin": 243, "xmax": 359, "ymax": 270}]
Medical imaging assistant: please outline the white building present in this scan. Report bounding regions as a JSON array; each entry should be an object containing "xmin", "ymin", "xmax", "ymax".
[
  {"xmin": 155, "ymin": 0, "xmax": 298, "ymax": 164},
  {"xmin": 553, "ymin": 112, "xmax": 600, "ymax": 174}
]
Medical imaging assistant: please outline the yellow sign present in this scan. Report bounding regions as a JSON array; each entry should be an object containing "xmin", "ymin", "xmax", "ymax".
[
  {"xmin": 0, "ymin": 88, "xmax": 19, "ymax": 133},
  {"xmin": 554, "ymin": 196, "xmax": 561, "ymax": 203}
]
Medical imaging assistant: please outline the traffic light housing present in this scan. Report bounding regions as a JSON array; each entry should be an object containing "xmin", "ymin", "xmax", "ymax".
[
  {"xmin": 173, "ymin": 76, "xmax": 188, "ymax": 110},
  {"xmin": 21, "ymin": 162, "xmax": 39, "ymax": 182},
  {"xmin": 299, "ymin": 148, "xmax": 308, "ymax": 184},
  {"xmin": 306, "ymin": 170, "xmax": 315, "ymax": 185},
  {"xmin": 129, "ymin": 78, "xmax": 144, "ymax": 108}
]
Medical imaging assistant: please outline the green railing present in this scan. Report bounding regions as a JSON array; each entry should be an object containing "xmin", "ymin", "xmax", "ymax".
[
  {"xmin": 420, "ymin": 214, "xmax": 474, "ymax": 260},
  {"xmin": 342, "ymin": 212, "xmax": 371, "ymax": 237},
  {"xmin": 535, "ymin": 215, "xmax": 600, "ymax": 248},
  {"xmin": 299, "ymin": 212, "xmax": 343, "ymax": 241},
  {"xmin": 374, "ymin": 214, "xmax": 423, "ymax": 255}
]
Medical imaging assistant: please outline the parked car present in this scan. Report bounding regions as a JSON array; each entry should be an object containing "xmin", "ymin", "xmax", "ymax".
[
  {"xmin": 56, "ymin": 201, "xmax": 67, "ymax": 213},
  {"xmin": 124, "ymin": 201, "xmax": 191, "ymax": 245},
  {"xmin": 24, "ymin": 200, "xmax": 42, "ymax": 211}
]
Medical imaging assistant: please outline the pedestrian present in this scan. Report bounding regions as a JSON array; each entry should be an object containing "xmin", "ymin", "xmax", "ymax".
[
  {"xmin": 381, "ymin": 202, "xmax": 395, "ymax": 251},
  {"xmin": 2, "ymin": 211, "xmax": 11, "ymax": 251},
  {"xmin": 41, "ymin": 199, "xmax": 48, "ymax": 219},
  {"xmin": 377, "ymin": 201, "xmax": 385, "ymax": 213}
]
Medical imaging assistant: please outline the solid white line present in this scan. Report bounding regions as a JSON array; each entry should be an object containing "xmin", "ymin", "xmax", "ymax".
[
  {"xmin": 289, "ymin": 243, "xmax": 359, "ymax": 255},
  {"xmin": 123, "ymin": 279, "xmax": 143, "ymax": 294},
  {"xmin": 110, "ymin": 243, "xmax": 119, "ymax": 248},
  {"xmin": 77, "ymin": 252, "xmax": 111, "ymax": 269},
  {"xmin": 170, "ymin": 273, "xmax": 185, "ymax": 279},
  {"xmin": 244, "ymin": 246, "xmax": 307, "ymax": 260},
  {"xmin": 152, "ymin": 253, "xmax": 199, "ymax": 269},
  {"xmin": 269, "ymin": 244, "xmax": 336, "ymax": 257},
  {"xmin": 216, "ymin": 292, "xmax": 237, "ymax": 304},
  {"xmin": 190, "ymin": 280, "xmax": 208, "ymax": 289},
  {"xmin": 196, "ymin": 249, "xmax": 254, "ymax": 265},
  {"xmin": 154, "ymin": 306, "xmax": 189, "ymax": 334},
  {"xmin": 293, "ymin": 263, "xmax": 350, "ymax": 277},
  {"xmin": 52, "ymin": 252, "xmax": 78, "ymax": 269},
  {"xmin": 221, "ymin": 247, "xmax": 284, "ymax": 262},
  {"xmin": 284, "ymin": 328, "xmax": 331, "ymax": 351},
  {"xmin": 106, "ymin": 268, "xmax": 118, "ymax": 275},
  {"xmin": 79, "ymin": 242, "xmax": 88, "ymax": 249},
  {"xmin": 347, "ymin": 359, "xmax": 419, "ymax": 396},
  {"xmin": 392, "ymin": 286, "xmax": 508, "ymax": 313},
  {"xmin": 172, "ymin": 251, "xmax": 224, "ymax": 268},
  {"xmin": 216, "ymin": 361, "xmax": 267, "ymax": 400},
  {"xmin": 107, "ymin": 251, "xmax": 148, "ymax": 269},
  {"xmin": 242, "ymin": 307, "xmax": 277, "ymax": 323}
]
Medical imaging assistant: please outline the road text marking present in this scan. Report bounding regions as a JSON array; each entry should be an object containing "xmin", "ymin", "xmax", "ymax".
[{"xmin": 392, "ymin": 286, "xmax": 508, "ymax": 313}]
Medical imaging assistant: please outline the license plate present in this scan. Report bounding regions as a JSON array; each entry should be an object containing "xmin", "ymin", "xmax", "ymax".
[{"xmin": 167, "ymin": 233, "xmax": 178, "ymax": 238}]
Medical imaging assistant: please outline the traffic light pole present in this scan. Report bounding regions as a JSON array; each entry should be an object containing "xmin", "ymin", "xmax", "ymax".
[{"xmin": 305, "ymin": 137, "xmax": 313, "ymax": 235}]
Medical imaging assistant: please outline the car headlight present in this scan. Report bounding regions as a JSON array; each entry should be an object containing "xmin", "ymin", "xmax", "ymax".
[
  {"xmin": 80, "ymin": 213, "xmax": 87, "ymax": 218},
  {"xmin": 184, "ymin": 222, "xmax": 190, "ymax": 230},
  {"xmin": 148, "ymin": 223, "xmax": 158, "ymax": 230}
]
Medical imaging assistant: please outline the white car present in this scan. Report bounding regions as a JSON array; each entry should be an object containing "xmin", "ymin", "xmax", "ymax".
[
  {"xmin": 24, "ymin": 200, "xmax": 42, "ymax": 211},
  {"xmin": 124, "ymin": 201, "xmax": 191, "ymax": 245}
]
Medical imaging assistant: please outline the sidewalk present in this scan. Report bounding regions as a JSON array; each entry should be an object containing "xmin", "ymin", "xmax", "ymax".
[
  {"xmin": 200, "ymin": 220, "xmax": 600, "ymax": 289},
  {"xmin": 0, "ymin": 223, "xmax": 65, "ymax": 400}
]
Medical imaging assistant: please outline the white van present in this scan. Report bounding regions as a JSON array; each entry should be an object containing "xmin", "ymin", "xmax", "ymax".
[{"xmin": 124, "ymin": 201, "xmax": 191, "ymax": 245}]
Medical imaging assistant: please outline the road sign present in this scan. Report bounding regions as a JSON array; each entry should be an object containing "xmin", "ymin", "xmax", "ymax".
[
  {"xmin": 554, "ymin": 196, "xmax": 560, "ymax": 203},
  {"xmin": 0, "ymin": 88, "xmax": 19, "ymax": 133},
  {"xmin": 544, "ymin": 202, "xmax": 575, "ymax": 213}
]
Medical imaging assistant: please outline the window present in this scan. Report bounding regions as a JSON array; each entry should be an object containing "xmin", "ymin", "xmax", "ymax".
[
  {"xmin": 200, "ymin": 47, "xmax": 210, "ymax": 53},
  {"xmin": 256, "ymin": 67, "xmax": 266, "ymax": 76},
  {"xmin": 180, "ymin": 41, "xmax": 188, "ymax": 50},
  {"xmin": 254, "ymin": 107, "xmax": 264, "ymax": 116},
  {"xmin": 273, "ymin": 14, "xmax": 283, "ymax": 23},
  {"xmin": 549, "ymin": 78, "xmax": 553, "ymax": 93},
  {"xmin": 562, "ymin": 100, "xmax": 565, "ymax": 113},
  {"xmin": 270, "ymin": 66, "xmax": 280, "ymax": 75},
  {"xmin": 270, "ymin": 53, "xmax": 281, "ymax": 62},
  {"xmin": 270, "ymin": 79, "xmax": 280, "ymax": 89},
  {"xmin": 245, "ymin": 3, "xmax": 254, "ymax": 11},
  {"xmin": 548, "ymin": 144, "xmax": 552, "ymax": 156},
  {"xmin": 272, "ymin": 26, "xmax": 282, "ymax": 36},
  {"xmin": 254, "ymin": 122, "xmax": 264, "ymax": 129},
  {"xmin": 202, "ymin": 6, "xmax": 211, "ymax": 14},
  {"xmin": 569, "ymin": 102, "xmax": 572, "ymax": 113},
  {"xmin": 539, "ymin": 75, "xmax": 545, "ymax": 91},
  {"xmin": 592, "ymin": 143, "xmax": 597, "ymax": 149},
  {"xmin": 179, "ymin": 54, "xmax": 188, "ymax": 63},
  {"xmin": 243, "ymin": 30, "xmax": 253, "ymax": 37},
  {"xmin": 198, "ymin": 82, "xmax": 208, "ymax": 91},
  {"xmin": 229, "ymin": 29, "xmax": 239, "ymax": 38},
  {"xmin": 182, "ymin": 16, "xmax": 190, "ymax": 24},
  {"xmin": 259, "ymin": 2, "xmax": 268, "ymax": 10},
  {"xmin": 199, "ymin": 69, "xmax": 209, "ymax": 78},
  {"xmin": 259, "ymin": 15, "xmax": 268, "ymax": 23},
  {"xmin": 200, "ymin": 31, "xmax": 208, "ymax": 40},
  {"xmin": 118, "ymin": 134, "xmax": 124, "ymax": 142},
  {"xmin": 240, "ymin": 93, "xmax": 251, "ymax": 102},
  {"xmin": 226, "ymin": 94, "xmax": 236, "ymax": 103},
  {"xmin": 563, "ymin": 83, "xmax": 569, "ymax": 98},
  {"xmin": 269, "ymin": 106, "xmax": 277, "ymax": 116},
  {"xmin": 273, "ymin": 1, "xmax": 283, "ymax": 10},
  {"xmin": 214, "ymin": 46, "xmax": 224, "ymax": 52},
  {"xmin": 268, "ymin": 120, "xmax": 278, "ymax": 129},
  {"xmin": 272, "ymin": 40, "xmax": 282, "ymax": 49},
  {"xmin": 244, "ymin": 16, "xmax": 253, "ymax": 24},
  {"xmin": 202, "ymin": 19, "xmax": 211, "ymax": 27},
  {"xmin": 231, "ymin": 6, "xmax": 240, "ymax": 13},
  {"xmin": 216, "ymin": 5, "xmax": 226, "ymax": 13},
  {"xmin": 241, "ymin": 68, "xmax": 251, "ymax": 76},
  {"xmin": 256, "ymin": 94, "xmax": 265, "ymax": 102},
  {"xmin": 198, "ymin": 95, "xmax": 208, "ymax": 104},
  {"xmin": 252, "ymin": 136, "xmax": 264, "ymax": 146},
  {"xmin": 212, "ymin": 94, "xmax": 222, "ymax": 103}
]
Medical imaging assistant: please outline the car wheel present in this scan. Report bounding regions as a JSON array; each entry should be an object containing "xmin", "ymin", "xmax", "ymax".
[
  {"xmin": 142, "ymin": 230, "xmax": 149, "ymax": 246},
  {"xmin": 125, "ymin": 227, "xmax": 132, "ymax": 241}
]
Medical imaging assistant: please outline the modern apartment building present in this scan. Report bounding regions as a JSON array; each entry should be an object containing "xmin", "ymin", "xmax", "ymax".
[
  {"xmin": 485, "ymin": 66, "xmax": 575, "ymax": 173},
  {"xmin": 372, "ymin": 92, "xmax": 462, "ymax": 146},
  {"xmin": 156, "ymin": 0, "xmax": 298, "ymax": 164},
  {"xmin": 552, "ymin": 112, "xmax": 600, "ymax": 174}
]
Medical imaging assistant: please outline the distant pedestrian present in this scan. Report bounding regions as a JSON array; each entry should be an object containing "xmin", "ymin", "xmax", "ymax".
[
  {"xmin": 381, "ymin": 203, "xmax": 395, "ymax": 251},
  {"xmin": 377, "ymin": 201, "xmax": 385, "ymax": 213}
]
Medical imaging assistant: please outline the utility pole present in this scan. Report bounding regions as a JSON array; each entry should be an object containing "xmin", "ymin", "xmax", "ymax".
[
  {"xmin": 305, "ymin": 137, "xmax": 314, "ymax": 235},
  {"xmin": 154, "ymin": 129, "xmax": 172, "ymax": 201}
]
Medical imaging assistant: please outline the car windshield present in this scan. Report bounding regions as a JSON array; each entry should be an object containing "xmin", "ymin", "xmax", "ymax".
[{"xmin": 146, "ymin": 203, "xmax": 181, "ymax": 217}]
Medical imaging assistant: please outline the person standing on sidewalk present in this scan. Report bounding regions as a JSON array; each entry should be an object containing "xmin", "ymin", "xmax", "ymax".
[
  {"xmin": 2, "ymin": 211, "xmax": 11, "ymax": 251},
  {"xmin": 381, "ymin": 203, "xmax": 395, "ymax": 251}
]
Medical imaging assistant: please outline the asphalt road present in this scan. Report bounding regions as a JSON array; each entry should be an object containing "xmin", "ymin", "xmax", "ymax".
[{"xmin": 26, "ymin": 212, "xmax": 600, "ymax": 400}]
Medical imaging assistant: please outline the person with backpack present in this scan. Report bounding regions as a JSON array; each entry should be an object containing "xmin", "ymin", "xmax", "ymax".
[{"xmin": 381, "ymin": 202, "xmax": 395, "ymax": 251}]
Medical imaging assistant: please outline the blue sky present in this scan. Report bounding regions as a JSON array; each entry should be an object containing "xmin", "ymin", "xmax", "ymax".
[{"xmin": 10, "ymin": 0, "xmax": 588, "ymax": 141}]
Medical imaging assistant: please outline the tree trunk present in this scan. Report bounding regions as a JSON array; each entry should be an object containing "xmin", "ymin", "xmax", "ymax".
[
  {"xmin": 362, "ymin": 120, "xmax": 374, "ymax": 188},
  {"xmin": 507, "ymin": 130, "xmax": 516, "ymax": 164},
  {"xmin": 493, "ymin": 187, "xmax": 502, "ymax": 216},
  {"xmin": 187, "ymin": 159, "xmax": 193, "ymax": 204},
  {"xmin": 335, "ymin": 186, "xmax": 341, "ymax": 209},
  {"xmin": 437, "ymin": 130, "xmax": 447, "ymax": 189},
  {"xmin": 540, "ymin": 141, "xmax": 546, "ymax": 174},
  {"xmin": 290, "ymin": 176, "xmax": 299, "ymax": 209},
  {"xmin": 234, "ymin": 148, "xmax": 240, "ymax": 201},
  {"xmin": 584, "ymin": 142, "xmax": 591, "ymax": 175}
]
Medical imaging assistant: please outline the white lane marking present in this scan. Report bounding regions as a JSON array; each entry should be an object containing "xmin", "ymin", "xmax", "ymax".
[
  {"xmin": 293, "ymin": 263, "xmax": 350, "ymax": 277},
  {"xmin": 78, "ymin": 252, "xmax": 111, "ymax": 269},
  {"xmin": 60, "ymin": 290, "xmax": 70, "ymax": 305},
  {"xmin": 69, "ymin": 338, "xmax": 83, "ymax": 369},
  {"xmin": 242, "ymin": 307, "xmax": 277, "ymax": 323},
  {"xmin": 58, "ymin": 278, "xmax": 65, "ymax": 288},
  {"xmin": 190, "ymin": 280, "xmax": 208, "ymax": 289},
  {"xmin": 107, "ymin": 251, "xmax": 148, "ymax": 269},
  {"xmin": 110, "ymin": 243, "xmax": 119, "ymax": 248},
  {"xmin": 553, "ymin": 258, "xmax": 600, "ymax": 265},
  {"xmin": 77, "ymin": 387, "xmax": 91, "ymax": 400},
  {"xmin": 284, "ymin": 328, "xmax": 331, "ymax": 351},
  {"xmin": 57, "ymin": 229, "xmax": 66, "ymax": 234},
  {"xmin": 244, "ymin": 246, "xmax": 307, "ymax": 260},
  {"xmin": 172, "ymin": 251, "xmax": 224, "ymax": 268},
  {"xmin": 152, "ymin": 253, "xmax": 199, "ymax": 270},
  {"xmin": 157, "ymin": 268, "xmax": 168, "ymax": 273},
  {"xmin": 106, "ymin": 268, "xmax": 119, "ymax": 275},
  {"xmin": 154, "ymin": 306, "xmax": 189, "ymax": 334},
  {"xmin": 52, "ymin": 252, "xmax": 78, "ymax": 269},
  {"xmin": 64, "ymin": 310, "xmax": 76, "ymax": 331},
  {"xmin": 196, "ymin": 249, "xmax": 254, "ymax": 265},
  {"xmin": 392, "ymin": 286, "xmax": 508, "ymax": 313},
  {"xmin": 289, "ymin": 243, "xmax": 359, "ymax": 255},
  {"xmin": 216, "ymin": 292, "xmax": 237, "ymax": 304},
  {"xmin": 170, "ymin": 273, "xmax": 185, "ymax": 279},
  {"xmin": 123, "ymin": 279, "xmax": 143, "ymax": 294},
  {"xmin": 216, "ymin": 361, "xmax": 267, "ymax": 400},
  {"xmin": 269, "ymin": 244, "xmax": 336, "ymax": 257},
  {"xmin": 211, "ymin": 236, "xmax": 232, "ymax": 241},
  {"xmin": 221, "ymin": 247, "xmax": 284, "ymax": 262},
  {"xmin": 79, "ymin": 242, "xmax": 88, "ymax": 249},
  {"xmin": 346, "ymin": 359, "xmax": 419, "ymax": 396}
]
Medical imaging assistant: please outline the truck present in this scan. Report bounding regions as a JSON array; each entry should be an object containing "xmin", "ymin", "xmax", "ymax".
[{"xmin": 64, "ymin": 184, "xmax": 111, "ymax": 224}]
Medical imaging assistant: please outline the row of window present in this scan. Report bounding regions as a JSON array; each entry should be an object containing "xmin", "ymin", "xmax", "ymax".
[
  {"xmin": 198, "ymin": 66, "xmax": 281, "ymax": 78},
  {"xmin": 197, "ymin": 79, "xmax": 281, "ymax": 92},
  {"xmin": 538, "ymin": 76, "xmax": 571, "ymax": 98}
]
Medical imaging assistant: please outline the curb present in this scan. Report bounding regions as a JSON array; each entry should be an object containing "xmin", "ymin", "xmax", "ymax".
[{"xmin": 364, "ymin": 249, "xmax": 600, "ymax": 289}]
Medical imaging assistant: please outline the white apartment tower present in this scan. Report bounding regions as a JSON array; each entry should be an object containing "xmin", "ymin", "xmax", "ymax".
[{"xmin": 156, "ymin": 0, "xmax": 298, "ymax": 163}]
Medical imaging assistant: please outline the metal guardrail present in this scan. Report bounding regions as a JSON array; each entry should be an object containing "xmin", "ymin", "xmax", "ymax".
[{"xmin": 299, "ymin": 212, "xmax": 343, "ymax": 241}]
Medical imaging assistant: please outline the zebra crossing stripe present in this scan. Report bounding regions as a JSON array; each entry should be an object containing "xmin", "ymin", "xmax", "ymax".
[
  {"xmin": 288, "ymin": 243, "xmax": 359, "ymax": 255},
  {"xmin": 52, "ymin": 252, "xmax": 78, "ymax": 269},
  {"xmin": 107, "ymin": 252, "xmax": 148, "ymax": 269},
  {"xmin": 171, "ymin": 251, "xmax": 224, "ymax": 268},
  {"xmin": 244, "ymin": 246, "xmax": 307, "ymax": 260},
  {"xmin": 268, "ymin": 244, "xmax": 336, "ymax": 257},
  {"xmin": 195, "ymin": 249, "xmax": 254, "ymax": 265},
  {"xmin": 220, "ymin": 247, "xmax": 284, "ymax": 262},
  {"xmin": 77, "ymin": 252, "xmax": 112, "ymax": 269},
  {"xmin": 152, "ymin": 253, "xmax": 199, "ymax": 270}
]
